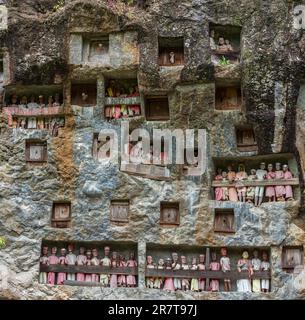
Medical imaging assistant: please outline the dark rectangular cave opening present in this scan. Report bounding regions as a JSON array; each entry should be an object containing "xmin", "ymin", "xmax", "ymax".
[{"xmin": 158, "ymin": 37, "xmax": 184, "ymax": 66}]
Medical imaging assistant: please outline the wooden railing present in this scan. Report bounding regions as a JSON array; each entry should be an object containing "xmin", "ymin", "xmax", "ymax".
[
  {"xmin": 3, "ymin": 106, "xmax": 65, "ymax": 116},
  {"xmin": 120, "ymin": 163, "xmax": 171, "ymax": 181},
  {"xmin": 212, "ymin": 178, "xmax": 299, "ymax": 188},
  {"xmin": 145, "ymin": 269, "xmax": 270, "ymax": 280},
  {"xmin": 105, "ymin": 96, "xmax": 141, "ymax": 106},
  {"xmin": 40, "ymin": 264, "xmax": 138, "ymax": 276}
]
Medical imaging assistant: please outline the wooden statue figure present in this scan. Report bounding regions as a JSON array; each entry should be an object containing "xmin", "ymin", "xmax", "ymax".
[
  {"xmin": 47, "ymin": 247, "xmax": 59, "ymax": 285},
  {"xmin": 261, "ymin": 251, "xmax": 270, "ymax": 293},
  {"xmin": 246, "ymin": 169, "xmax": 257, "ymax": 203},
  {"xmin": 65, "ymin": 244, "xmax": 77, "ymax": 281},
  {"xmin": 118, "ymin": 255, "xmax": 127, "ymax": 287},
  {"xmin": 76, "ymin": 247, "xmax": 87, "ymax": 282},
  {"xmin": 190, "ymin": 257, "xmax": 199, "ymax": 292},
  {"xmin": 57, "ymin": 248, "xmax": 67, "ymax": 285},
  {"xmin": 146, "ymin": 255, "xmax": 155, "ymax": 289},
  {"xmin": 237, "ymin": 251, "xmax": 253, "ymax": 292},
  {"xmin": 220, "ymin": 247, "xmax": 231, "ymax": 292},
  {"xmin": 198, "ymin": 254, "xmax": 206, "ymax": 292},
  {"xmin": 265, "ymin": 164, "xmax": 276, "ymax": 202},
  {"xmin": 214, "ymin": 168, "xmax": 223, "ymax": 201},
  {"xmin": 38, "ymin": 95, "xmax": 45, "ymax": 108},
  {"xmin": 255, "ymin": 162, "xmax": 267, "ymax": 206},
  {"xmin": 91, "ymin": 248, "xmax": 100, "ymax": 282},
  {"xmin": 39, "ymin": 246, "xmax": 49, "ymax": 284},
  {"xmin": 100, "ymin": 246, "xmax": 111, "ymax": 287},
  {"xmin": 19, "ymin": 96, "xmax": 27, "ymax": 108},
  {"xmin": 236, "ymin": 163, "xmax": 248, "ymax": 202},
  {"xmin": 283, "ymin": 164, "xmax": 294, "ymax": 201},
  {"xmin": 154, "ymin": 258, "xmax": 164, "ymax": 289},
  {"xmin": 210, "ymin": 29, "xmax": 217, "ymax": 50},
  {"xmin": 47, "ymin": 96, "xmax": 53, "ymax": 108},
  {"xmin": 28, "ymin": 96, "xmax": 39, "ymax": 109},
  {"xmin": 171, "ymin": 252, "xmax": 182, "ymax": 290},
  {"xmin": 126, "ymin": 252, "xmax": 137, "ymax": 287},
  {"xmin": 251, "ymin": 250, "xmax": 261, "ymax": 293},
  {"xmin": 110, "ymin": 251, "xmax": 119, "ymax": 288},
  {"xmin": 163, "ymin": 258, "xmax": 175, "ymax": 292},
  {"xmin": 227, "ymin": 165, "xmax": 238, "ymax": 202},
  {"xmin": 221, "ymin": 171, "xmax": 229, "ymax": 201},
  {"xmin": 275, "ymin": 162, "xmax": 285, "ymax": 202},
  {"xmin": 209, "ymin": 252, "xmax": 220, "ymax": 292},
  {"xmin": 53, "ymin": 93, "xmax": 61, "ymax": 107},
  {"xmin": 181, "ymin": 256, "xmax": 190, "ymax": 291},
  {"xmin": 85, "ymin": 249, "xmax": 92, "ymax": 282}
]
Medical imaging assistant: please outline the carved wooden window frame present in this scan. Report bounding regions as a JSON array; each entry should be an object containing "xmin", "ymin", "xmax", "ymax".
[
  {"xmin": 25, "ymin": 140, "xmax": 47, "ymax": 163},
  {"xmin": 51, "ymin": 202, "xmax": 72, "ymax": 228},
  {"xmin": 110, "ymin": 200, "xmax": 130, "ymax": 223},
  {"xmin": 160, "ymin": 201, "xmax": 180, "ymax": 226},
  {"xmin": 213, "ymin": 208, "xmax": 235, "ymax": 233}
]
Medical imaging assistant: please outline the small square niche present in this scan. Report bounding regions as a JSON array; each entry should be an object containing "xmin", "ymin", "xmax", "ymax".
[
  {"xmin": 158, "ymin": 37, "xmax": 184, "ymax": 66},
  {"xmin": 160, "ymin": 202, "xmax": 180, "ymax": 226},
  {"xmin": 71, "ymin": 82, "xmax": 97, "ymax": 107},
  {"xmin": 282, "ymin": 246, "xmax": 304, "ymax": 272},
  {"xmin": 214, "ymin": 209, "xmax": 235, "ymax": 233},
  {"xmin": 145, "ymin": 96, "xmax": 170, "ymax": 121},
  {"xmin": 51, "ymin": 202, "xmax": 72, "ymax": 228},
  {"xmin": 25, "ymin": 140, "xmax": 47, "ymax": 163},
  {"xmin": 110, "ymin": 200, "xmax": 129, "ymax": 223}
]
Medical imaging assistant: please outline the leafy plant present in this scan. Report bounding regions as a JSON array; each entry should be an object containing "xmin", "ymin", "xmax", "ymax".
[
  {"xmin": 0, "ymin": 237, "xmax": 6, "ymax": 249},
  {"xmin": 218, "ymin": 56, "xmax": 231, "ymax": 67},
  {"xmin": 53, "ymin": 0, "xmax": 65, "ymax": 12}
]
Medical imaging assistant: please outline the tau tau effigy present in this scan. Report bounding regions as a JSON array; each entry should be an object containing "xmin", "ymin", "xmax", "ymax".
[{"xmin": 0, "ymin": 0, "xmax": 305, "ymax": 301}]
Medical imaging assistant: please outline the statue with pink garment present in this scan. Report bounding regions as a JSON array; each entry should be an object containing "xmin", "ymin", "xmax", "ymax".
[
  {"xmin": 118, "ymin": 254, "xmax": 127, "ymax": 287},
  {"xmin": 265, "ymin": 164, "xmax": 276, "ymax": 202},
  {"xmin": 126, "ymin": 252, "xmax": 137, "ymax": 287},
  {"xmin": 227, "ymin": 165, "xmax": 238, "ymax": 202},
  {"xmin": 154, "ymin": 258, "xmax": 164, "ymax": 289},
  {"xmin": 275, "ymin": 162, "xmax": 285, "ymax": 201},
  {"xmin": 209, "ymin": 252, "xmax": 220, "ymax": 292},
  {"xmin": 163, "ymin": 258, "xmax": 175, "ymax": 292},
  {"xmin": 47, "ymin": 247, "xmax": 59, "ymax": 285},
  {"xmin": 110, "ymin": 251, "xmax": 119, "ymax": 288},
  {"xmin": 57, "ymin": 248, "xmax": 67, "ymax": 285},
  {"xmin": 214, "ymin": 168, "xmax": 223, "ymax": 201},
  {"xmin": 76, "ymin": 247, "xmax": 87, "ymax": 282},
  {"xmin": 283, "ymin": 164, "xmax": 294, "ymax": 201}
]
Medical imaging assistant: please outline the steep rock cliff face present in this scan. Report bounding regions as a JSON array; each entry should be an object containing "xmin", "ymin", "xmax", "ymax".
[{"xmin": 0, "ymin": 0, "xmax": 305, "ymax": 300}]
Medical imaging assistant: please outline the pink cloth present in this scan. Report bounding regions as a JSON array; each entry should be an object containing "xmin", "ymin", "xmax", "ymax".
[
  {"xmin": 214, "ymin": 175, "xmax": 223, "ymax": 201},
  {"xmin": 265, "ymin": 171, "xmax": 276, "ymax": 197},
  {"xmin": 227, "ymin": 171, "xmax": 238, "ymax": 201},
  {"xmin": 284, "ymin": 171, "xmax": 293, "ymax": 198},
  {"xmin": 47, "ymin": 255, "xmax": 59, "ymax": 285},
  {"xmin": 126, "ymin": 260, "xmax": 137, "ymax": 286},
  {"xmin": 57, "ymin": 256, "xmax": 66, "ymax": 285},
  {"xmin": 91, "ymin": 274, "xmax": 99, "ymax": 282},
  {"xmin": 118, "ymin": 261, "xmax": 126, "ymax": 286},
  {"xmin": 110, "ymin": 274, "xmax": 118, "ymax": 288},
  {"xmin": 85, "ymin": 274, "xmax": 92, "ymax": 282},
  {"xmin": 114, "ymin": 106, "xmax": 121, "ymax": 119},
  {"xmin": 199, "ymin": 279, "xmax": 205, "ymax": 291},
  {"xmin": 275, "ymin": 170, "xmax": 285, "ymax": 197},
  {"xmin": 76, "ymin": 273, "xmax": 85, "ymax": 282},
  {"xmin": 163, "ymin": 277, "xmax": 175, "ymax": 291},
  {"xmin": 209, "ymin": 262, "xmax": 220, "ymax": 292}
]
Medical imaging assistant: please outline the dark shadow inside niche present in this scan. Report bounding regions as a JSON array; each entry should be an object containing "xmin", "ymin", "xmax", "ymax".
[
  {"xmin": 82, "ymin": 34, "xmax": 110, "ymax": 64},
  {"xmin": 158, "ymin": 37, "xmax": 184, "ymax": 66},
  {"xmin": 145, "ymin": 95, "xmax": 170, "ymax": 121},
  {"xmin": 282, "ymin": 246, "xmax": 304, "ymax": 273},
  {"xmin": 51, "ymin": 202, "xmax": 72, "ymax": 228},
  {"xmin": 25, "ymin": 139, "xmax": 47, "ymax": 164},
  {"xmin": 4, "ymin": 85, "xmax": 64, "ymax": 106},
  {"xmin": 235, "ymin": 126, "xmax": 258, "ymax": 152},
  {"xmin": 215, "ymin": 82, "xmax": 242, "ymax": 111},
  {"xmin": 71, "ymin": 81, "xmax": 97, "ymax": 106},
  {"xmin": 146, "ymin": 243, "xmax": 271, "ymax": 292},
  {"xmin": 210, "ymin": 24, "xmax": 241, "ymax": 65}
]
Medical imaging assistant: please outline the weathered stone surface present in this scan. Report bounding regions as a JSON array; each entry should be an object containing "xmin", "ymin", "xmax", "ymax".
[{"xmin": 0, "ymin": 0, "xmax": 305, "ymax": 300}]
